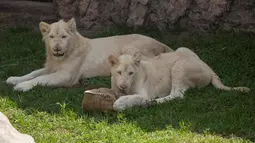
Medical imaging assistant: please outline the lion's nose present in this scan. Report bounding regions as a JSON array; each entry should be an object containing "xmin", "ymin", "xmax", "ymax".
[
  {"xmin": 53, "ymin": 47, "xmax": 61, "ymax": 52},
  {"xmin": 119, "ymin": 84, "xmax": 127, "ymax": 90}
]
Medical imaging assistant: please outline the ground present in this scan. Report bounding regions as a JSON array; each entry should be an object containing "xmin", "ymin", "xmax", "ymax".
[{"xmin": 0, "ymin": 26, "xmax": 254, "ymax": 143}]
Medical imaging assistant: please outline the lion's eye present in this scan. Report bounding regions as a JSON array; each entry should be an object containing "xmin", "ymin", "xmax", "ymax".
[
  {"xmin": 62, "ymin": 35, "xmax": 67, "ymax": 39},
  {"xmin": 117, "ymin": 71, "xmax": 121, "ymax": 75},
  {"xmin": 129, "ymin": 72, "xmax": 134, "ymax": 76},
  {"xmin": 49, "ymin": 35, "xmax": 54, "ymax": 39}
]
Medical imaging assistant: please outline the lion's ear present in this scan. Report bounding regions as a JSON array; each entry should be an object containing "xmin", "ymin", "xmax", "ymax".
[
  {"xmin": 108, "ymin": 55, "xmax": 119, "ymax": 66},
  {"xmin": 133, "ymin": 53, "xmax": 141, "ymax": 65},
  {"xmin": 67, "ymin": 18, "xmax": 77, "ymax": 32},
  {"xmin": 39, "ymin": 22, "xmax": 50, "ymax": 35}
]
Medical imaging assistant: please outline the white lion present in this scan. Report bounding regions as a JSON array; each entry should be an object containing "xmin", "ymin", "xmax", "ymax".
[
  {"xmin": 108, "ymin": 47, "xmax": 250, "ymax": 111},
  {"xmin": 6, "ymin": 18, "xmax": 173, "ymax": 92},
  {"xmin": 0, "ymin": 112, "xmax": 35, "ymax": 143}
]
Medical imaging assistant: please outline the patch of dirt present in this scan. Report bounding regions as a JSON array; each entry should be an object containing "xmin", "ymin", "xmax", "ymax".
[{"xmin": 0, "ymin": 0, "xmax": 57, "ymax": 31}]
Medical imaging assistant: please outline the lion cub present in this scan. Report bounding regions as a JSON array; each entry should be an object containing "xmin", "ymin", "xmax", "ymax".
[{"xmin": 108, "ymin": 47, "xmax": 250, "ymax": 111}]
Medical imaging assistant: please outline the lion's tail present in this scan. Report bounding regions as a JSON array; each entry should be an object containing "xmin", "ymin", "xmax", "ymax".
[{"xmin": 211, "ymin": 75, "xmax": 250, "ymax": 93}]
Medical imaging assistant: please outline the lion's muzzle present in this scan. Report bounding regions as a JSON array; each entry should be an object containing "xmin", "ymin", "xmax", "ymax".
[
  {"xmin": 53, "ymin": 53, "xmax": 64, "ymax": 57},
  {"xmin": 52, "ymin": 44, "xmax": 65, "ymax": 57}
]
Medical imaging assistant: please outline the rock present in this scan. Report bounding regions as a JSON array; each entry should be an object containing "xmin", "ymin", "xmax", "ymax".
[
  {"xmin": 221, "ymin": 23, "xmax": 233, "ymax": 32},
  {"xmin": 0, "ymin": 112, "xmax": 35, "ymax": 143},
  {"xmin": 222, "ymin": 0, "xmax": 255, "ymax": 32},
  {"xmin": 127, "ymin": 0, "xmax": 149, "ymax": 29},
  {"xmin": 1, "ymin": 0, "xmax": 254, "ymax": 34},
  {"xmin": 55, "ymin": 0, "xmax": 79, "ymax": 20},
  {"xmin": 148, "ymin": 0, "xmax": 190, "ymax": 30}
]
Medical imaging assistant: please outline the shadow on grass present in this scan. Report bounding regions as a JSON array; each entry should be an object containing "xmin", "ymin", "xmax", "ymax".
[{"xmin": 0, "ymin": 77, "xmax": 111, "ymax": 114}]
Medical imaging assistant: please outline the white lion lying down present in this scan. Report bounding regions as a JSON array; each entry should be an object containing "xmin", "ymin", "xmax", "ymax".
[
  {"xmin": 6, "ymin": 18, "xmax": 173, "ymax": 92},
  {"xmin": 108, "ymin": 47, "xmax": 250, "ymax": 111}
]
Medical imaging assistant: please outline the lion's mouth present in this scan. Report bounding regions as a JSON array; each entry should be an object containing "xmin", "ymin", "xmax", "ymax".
[
  {"xmin": 118, "ymin": 88, "xmax": 127, "ymax": 94},
  {"xmin": 53, "ymin": 53, "xmax": 64, "ymax": 57}
]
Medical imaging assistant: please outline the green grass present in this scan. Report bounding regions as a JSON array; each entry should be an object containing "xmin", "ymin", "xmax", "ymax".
[{"xmin": 0, "ymin": 26, "xmax": 255, "ymax": 143}]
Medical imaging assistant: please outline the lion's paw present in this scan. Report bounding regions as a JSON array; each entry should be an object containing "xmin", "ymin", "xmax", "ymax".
[
  {"xmin": 155, "ymin": 98, "xmax": 168, "ymax": 104},
  {"xmin": 6, "ymin": 76, "xmax": 23, "ymax": 85},
  {"xmin": 240, "ymin": 87, "xmax": 250, "ymax": 93},
  {"xmin": 14, "ymin": 81, "xmax": 34, "ymax": 92},
  {"xmin": 113, "ymin": 96, "xmax": 130, "ymax": 111}
]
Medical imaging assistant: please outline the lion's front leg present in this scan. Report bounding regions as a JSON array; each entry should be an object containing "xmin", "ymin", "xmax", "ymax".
[
  {"xmin": 113, "ymin": 94, "xmax": 149, "ymax": 111},
  {"xmin": 6, "ymin": 68, "xmax": 47, "ymax": 85},
  {"xmin": 13, "ymin": 71, "xmax": 71, "ymax": 92}
]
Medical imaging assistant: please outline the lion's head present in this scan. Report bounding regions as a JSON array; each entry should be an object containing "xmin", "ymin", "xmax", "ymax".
[
  {"xmin": 39, "ymin": 18, "xmax": 78, "ymax": 60},
  {"xmin": 108, "ymin": 53, "xmax": 141, "ymax": 94}
]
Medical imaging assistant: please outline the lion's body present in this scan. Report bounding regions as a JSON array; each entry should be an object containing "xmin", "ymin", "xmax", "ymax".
[
  {"xmin": 110, "ymin": 47, "xmax": 250, "ymax": 111},
  {"xmin": 127, "ymin": 48, "xmax": 213, "ymax": 99},
  {"xmin": 80, "ymin": 34, "xmax": 171, "ymax": 78},
  {"xmin": 6, "ymin": 18, "xmax": 173, "ymax": 92}
]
